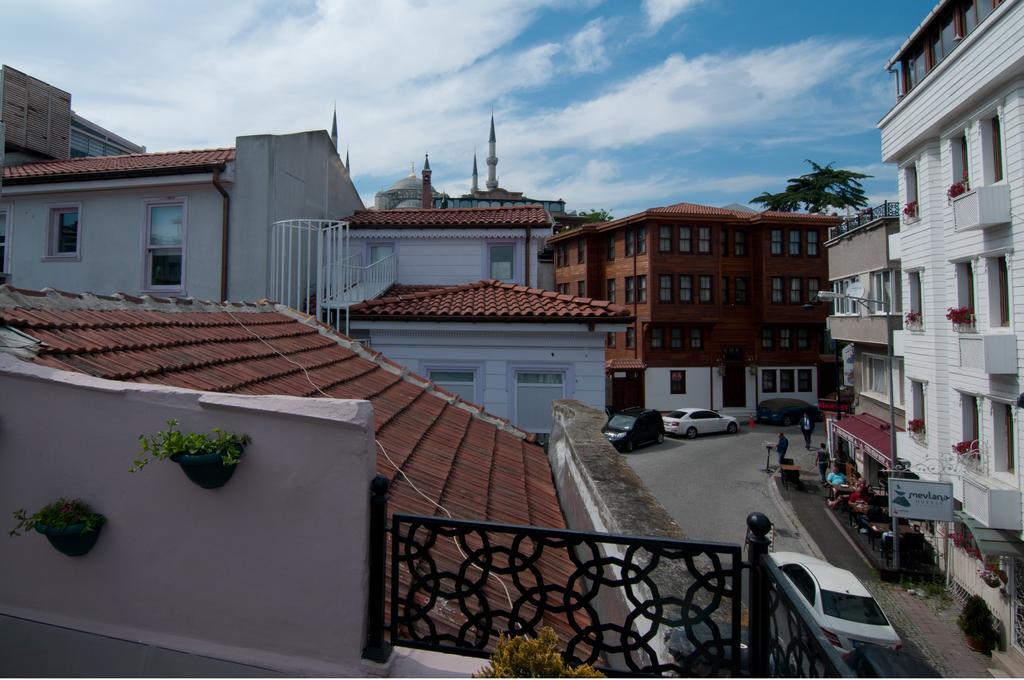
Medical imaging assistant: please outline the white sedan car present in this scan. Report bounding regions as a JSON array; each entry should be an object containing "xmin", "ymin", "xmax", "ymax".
[
  {"xmin": 661, "ymin": 409, "xmax": 739, "ymax": 438},
  {"xmin": 772, "ymin": 552, "xmax": 901, "ymax": 655}
]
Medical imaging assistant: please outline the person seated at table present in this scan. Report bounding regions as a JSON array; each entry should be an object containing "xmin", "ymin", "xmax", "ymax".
[
  {"xmin": 830, "ymin": 480, "xmax": 865, "ymax": 510},
  {"xmin": 825, "ymin": 465, "xmax": 846, "ymax": 486}
]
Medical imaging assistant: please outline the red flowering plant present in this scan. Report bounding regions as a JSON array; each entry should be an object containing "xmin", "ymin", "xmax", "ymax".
[
  {"xmin": 903, "ymin": 201, "xmax": 918, "ymax": 218},
  {"xmin": 948, "ymin": 181, "xmax": 969, "ymax": 199},
  {"xmin": 907, "ymin": 419, "xmax": 926, "ymax": 435},
  {"xmin": 10, "ymin": 498, "xmax": 105, "ymax": 536},
  {"xmin": 946, "ymin": 306, "xmax": 975, "ymax": 326},
  {"xmin": 953, "ymin": 440, "xmax": 979, "ymax": 456},
  {"xmin": 905, "ymin": 310, "xmax": 922, "ymax": 326}
]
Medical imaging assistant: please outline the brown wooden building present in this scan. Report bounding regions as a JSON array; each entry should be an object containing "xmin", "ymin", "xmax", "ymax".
[{"xmin": 548, "ymin": 202, "xmax": 839, "ymax": 412}]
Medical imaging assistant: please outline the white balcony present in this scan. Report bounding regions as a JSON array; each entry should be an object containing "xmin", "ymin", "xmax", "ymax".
[
  {"xmin": 963, "ymin": 475, "xmax": 1022, "ymax": 531},
  {"xmin": 952, "ymin": 184, "xmax": 1011, "ymax": 232},
  {"xmin": 959, "ymin": 332, "xmax": 1018, "ymax": 374}
]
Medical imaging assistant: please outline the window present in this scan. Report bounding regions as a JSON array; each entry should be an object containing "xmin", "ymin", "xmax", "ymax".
[
  {"xmin": 806, "ymin": 230, "xmax": 819, "ymax": 256},
  {"xmin": 556, "ymin": 243, "xmax": 567, "ymax": 267},
  {"xmin": 990, "ymin": 115, "xmax": 1003, "ymax": 183},
  {"xmin": 721, "ymin": 277, "xmax": 729, "ymax": 304},
  {"xmin": 961, "ymin": 393, "xmax": 979, "ymax": 443},
  {"xmin": 606, "ymin": 278, "xmax": 616, "ymax": 303},
  {"xmin": 990, "ymin": 256, "xmax": 1010, "ymax": 327},
  {"xmin": 651, "ymin": 328, "xmax": 663, "ymax": 349},
  {"xmin": 911, "ymin": 380, "xmax": 926, "ymax": 427},
  {"xmin": 806, "ymin": 278, "xmax": 819, "ymax": 303},
  {"xmin": 904, "ymin": 165, "xmax": 919, "ymax": 216},
  {"xmin": 735, "ymin": 277, "xmax": 749, "ymax": 304},
  {"xmin": 0, "ymin": 208, "xmax": 8, "ymax": 273},
  {"xmin": 909, "ymin": 271, "xmax": 923, "ymax": 316},
  {"xmin": 995, "ymin": 402, "xmax": 1015, "ymax": 473},
  {"xmin": 670, "ymin": 370, "xmax": 686, "ymax": 394},
  {"xmin": 770, "ymin": 229, "xmax": 783, "ymax": 255},
  {"xmin": 720, "ymin": 228, "xmax": 728, "ymax": 257},
  {"xmin": 489, "ymin": 244, "xmax": 514, "ymax": 281},
  {"xmin": 576, "ymin": 238, "xmax": 585, "ymax": 264},
  {"xmin": 606, "ymin": 332, "xmax": 616, "ymax": 348},
  {"xmin": 428, "ymin": 369, "xmax": 476, "ymax": 402},
  {"xmin": 870, "ymin": 270, "xmax": 901, "ymax": 313},
  {"xmin": 771, "ymin": 277, "xmax": 784, "ymax": 303},
  {"xmin": 368, "ymin": 243, "xmax": 394, "ymax": 265},
  {"xmin": 515, "ymin": 371, "xmax": 565, "ymax": 434},
  {"xmin": 789, "ymin": 278, "xmax": 802, "ymax": 304},
  {"xmin": 798, "ymin": 369, "xmax": 812, "ymax": 392},
  {"xmin": 670, "ymin": 328, "xmax": 683, "ymax": 349},
  {"xmin": 690, "ymin": 328, "xmax": 703, "ymax": 349},
  {"xmin": 659, "ymin": 275, "xmax": 673, "ymax": 303},
  {"xmin": 788, "ymin": 230, "xmax": 801, "ymax": 256},
  {"xmin": 557, "ymin": 282, "xmax": 570, "ymax": 295},
  {"xmin": 48, "ymin": 206, "xmax": 81, "ymax": 258},
  {"xmin": 761, "ymin": 328, "xmax": 773, "ymax": 349},
  {"xmin": 626, "ymin": 326, "xmax": 635, "ymax": 348},
  {"xmin": 625, "ymin": 276, "xmax": 635, "ymax": 304},
  {"xmin": 832, "ymin": 278, "xmax": 863, "ymax": 315},
  {"xmin": 797, "ymin": 328, "xmax": 809, "ymax": 349},
  {"xmin": 577, "ymin": 280, "xmax": 586, "ymax": 297},
  {"xmin": 779, "ymin": 328, "xmax": 791, "ymax": 349},
  {"xmin": 659, "ymin": 225, "xmax": 672, "ymax": 252},
  {"xmin": 637, "ymin": 275, "xmax": 647, "ymax": 303},
  {"xmin": 679, "ymin": 226, "xmax": 692, "ymax": 253},
  {"xmin": 698, "ymin": 227, "xmax": 711, "ymax": 254},
  {"xmin": 698, "ymin": 275, "xmax": 712, "ymax": 303},
  {"xmin": 679, "ymin": 275, "xmax": 693, "ymax": 303},
  {"xmin": 625, "ymin": 228, "xmax": 635, "ymax": 257},
  {"xmin": 864, "ymin": 355, "xmax": 890, "ymax": 396},
  {"xmin": 636, "ymin": 226, "xmax": 647, "ymax": 255},
  {"xmin": 953, "ymin": 133, "xmax": 970, "ymax": 184},
  {"xmin": 956, "ymin": 261, "xmax": 976, "ymax": 311},
  {"xmin": 779, "ymin": 369, "xmax": 794, "ymax": 392},
  {"xmin": 782, "ymin": 565, "xmax": 816, "ymax": 605},
  {"xmin": 734, "ymin": 230, "xmax": 747, "ymax": 256},
  {"xmin": 144, "ymin": 201, "xmax": 185, "ymax": 289},
  {"xmin": 762, "ymin": 370, "xmax": 777, "ymax": 393},
  {"xmin": 606, "ymin": 234, "xmax": 616, "ymax": 260}
]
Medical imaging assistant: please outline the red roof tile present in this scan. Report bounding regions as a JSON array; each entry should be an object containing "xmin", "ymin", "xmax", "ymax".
[
  {"xmin": 0, "ymin": 284, "xmax": 577, "ymax": 642},
  {"xmin": 606, "ymin": 358, "xmax": 646, "ymax": 370},
  {"xmin": 3, "ymin": 148, "xmax": 235, "ymax": 183},
  {"xmin": 383, "ymin": 283, "xmax": 455, "ymax": 296},
  {"xmin": 648, "ymin": 202, "xmax": 743, "ymax": 217},
  {"xmin": 343, "ymin": 206, "xmax": 552, "ymax": 228},
  {"xmin": 349, "ymin": 280, "xmax": 633, "ymax": 321}
]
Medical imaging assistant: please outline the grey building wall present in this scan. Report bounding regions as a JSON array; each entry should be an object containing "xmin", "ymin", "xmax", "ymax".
[{"xmin": 827, "ymin": 221, "xmax": 900, "ymax": 281}]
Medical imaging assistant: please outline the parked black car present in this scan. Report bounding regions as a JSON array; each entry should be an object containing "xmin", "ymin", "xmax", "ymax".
[
  {"xmin": 756, "ymin": 398, "xmax": 820, "ymax": 426},
  {"xmin": 602, "ymin": 407, "xmax": 665, "ymax": 452}
]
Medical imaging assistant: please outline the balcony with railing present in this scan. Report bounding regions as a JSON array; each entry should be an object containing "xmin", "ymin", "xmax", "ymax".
[{"xmin": 827, "ymin": 201, "xmax": 900, "ymax": 242}]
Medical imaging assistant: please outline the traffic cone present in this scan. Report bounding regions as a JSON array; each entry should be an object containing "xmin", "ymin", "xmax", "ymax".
[{"xmin": 748, "ymin": 413, "xmax": 755, "ymax": 429}]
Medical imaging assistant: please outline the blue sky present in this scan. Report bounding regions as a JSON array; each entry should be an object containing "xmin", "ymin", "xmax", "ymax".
[{"xmin": 3, "ymin": 0, "xmax": 935, "ymax": 216}]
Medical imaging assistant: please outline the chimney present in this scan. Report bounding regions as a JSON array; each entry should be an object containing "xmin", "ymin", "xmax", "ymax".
[{"xmin": 421, "ymin": 154, "xmax": 432, "ymax": 209}]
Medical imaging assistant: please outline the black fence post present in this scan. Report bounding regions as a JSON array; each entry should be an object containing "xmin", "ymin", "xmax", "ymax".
[
  {"xmin": 363, "ymin": 474, "xmax": 392, "ymax": 663},
  {"xmin": 746, "ymin": 512, "xmax": 773, "ymax": 678}
]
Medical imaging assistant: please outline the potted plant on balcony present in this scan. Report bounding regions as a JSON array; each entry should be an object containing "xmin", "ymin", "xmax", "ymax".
[
  {"xmin": 946, "ymin": 306, "xmax": 975, "ymax": 332},
  {"xmin": 948, "ymin": 181, "xmax": 970, "ymax": 200},
  {"xmin": 957, "ymin": 595, "xmax": 999, "ymax": 654},
  {"xmin": 903, "ymin": 201, "xmax": 918, "ymax": 220},
  {"xmin": 10, "ymin": 498, "xmax": 106, "ymax": 556},
  {"xmin": 907, "ymin": 419, "xmax": 926, "ymax": 441},
  {"xmin": 905, "ymin": 310, "xmax": 923, "ymax": 330},
  {"xmin": 132, "ymin": 419, "xmax": 251, "ymax": 489}
]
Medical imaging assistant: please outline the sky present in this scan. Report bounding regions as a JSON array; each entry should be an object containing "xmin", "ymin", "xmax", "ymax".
[{"xmin": 3, "ymin": 0, "xmax": 936, "ymax": 217}]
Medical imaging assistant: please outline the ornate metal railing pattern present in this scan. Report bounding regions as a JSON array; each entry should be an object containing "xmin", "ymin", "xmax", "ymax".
[
  {"xmin": 389, "ymin": 512, "xmax": 743, "ymax": 676},
  {"xmin": 828, "ymin": 201, "xmax": 901, "ymax": 240}
]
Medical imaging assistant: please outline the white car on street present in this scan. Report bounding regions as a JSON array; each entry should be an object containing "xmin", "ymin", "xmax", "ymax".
[
  {"xmin": 772, "ymin": 552, "xmax": 902, "ymax": 655},
  {"xmin": 661, "ymin": 409, "xmax": 739, "ymax": 439}
]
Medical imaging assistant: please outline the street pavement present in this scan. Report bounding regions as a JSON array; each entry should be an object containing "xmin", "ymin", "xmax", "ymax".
[{"xmin": 623, "ymin": 419, "xmax": 994, "ymax": 677}]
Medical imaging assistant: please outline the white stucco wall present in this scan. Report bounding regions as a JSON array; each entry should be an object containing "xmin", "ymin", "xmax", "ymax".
[{"xmin": 0, "ymin": 355, "xmax": 376, "ymax": 676}]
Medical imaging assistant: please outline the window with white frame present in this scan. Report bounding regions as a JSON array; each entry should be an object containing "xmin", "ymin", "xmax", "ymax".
[
  {"xmin": 144, "ymin": 201, "xmax": 185, "ymax": 289},
  {"xmin": 832, "ymin": 278, "xmax": 860, "ymax": 315},
  {"xmin": 993, "ymin": 402, "xmax": 1015, "ymax": 473},
  {"xmin": 863, "ymin": 354, "xmax": 889, "ymax": 396},
  {"xmin": 368, "ymin": 243, "xmax": 394, "ymax": 265},
  {"xmin": 908, "ymin": 270, "xmax": 923, "ymax": 315},
  {"xmin": 961, "ymin": 393, "xmax": 979, "ymax": 444},
  {"xmin": 48, "ymin": 205, "xmax": 81, "ymax": 258},
  {"xmin": 911, "ymin": 380, "xmax": 925, "ymax": 426},
  {"xmin": 0, "ymin": 207, "xmax": 8, "ymax": 273},
  {"xmin": 488, "ymin": 244, "xmax": 514, "ymax": 281},
  {"xmin": 515, "ymin": 370, "xmax": 565, "ymax": 433},
  {"xmin": 869, "ymin": 270, "xmax": 902, "ymax": 314},
  {"xmin": 903, "ymin": 164, "xmax": 919, "ymax": 213},
  {"xmin": 428, "ymin": 369, "xmax": 476, "ymax": 403},
  {"xmin": 989, "ymin": 256, "xmax": 1010, "ymax": 328}
]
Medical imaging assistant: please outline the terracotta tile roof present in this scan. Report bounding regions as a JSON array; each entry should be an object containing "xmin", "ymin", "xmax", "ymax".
[
  {"xmin": 0, "ymin": 285, "xmax": 577, "ymax": 642},
  {"xmin": 2, "ymin": 148, "xmax": 236, "ymax": 184},
  {"xmin": 349, "ymin": 280, "xmax": 633, "ymax": 322},
  {"xmin": 343, "ymin": 206, "xmax": 552, "ymax": 228},
  {"xmin": 606, "ymin": 358, "xmax": 646, "ymax": 370},
  {"xmin": 647, "ymin": 202, "xmax": 743, "ymax": 217},
  {"xmin": 382, "ymin": 283, "xmax": 455, "ymax": 296}
]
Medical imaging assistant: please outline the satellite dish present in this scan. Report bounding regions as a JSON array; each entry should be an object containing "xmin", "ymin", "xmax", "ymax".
[{"xmin": 847, "ymin": 282, "xmax": 865, "ymax": 299}]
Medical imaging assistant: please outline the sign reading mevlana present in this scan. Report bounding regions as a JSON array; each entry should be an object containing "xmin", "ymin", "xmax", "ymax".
[{"xmin": 888, "ymin": 479, "xmax": 954, "ymax": 522}]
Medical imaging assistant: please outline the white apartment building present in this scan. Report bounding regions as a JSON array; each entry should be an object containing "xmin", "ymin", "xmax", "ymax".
[{"xmin": 880, "ymin": 0, "xmax": 1024, "ymax": 663}]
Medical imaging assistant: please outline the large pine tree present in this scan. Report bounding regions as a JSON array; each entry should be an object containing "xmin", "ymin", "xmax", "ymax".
[{"xmin": 751, "ymin": 160, "xmax": 871, "ymax": 213}]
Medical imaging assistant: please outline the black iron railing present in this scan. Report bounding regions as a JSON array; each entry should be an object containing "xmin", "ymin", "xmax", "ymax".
[
  {"xmin": 364, "ymin": 478, "xmax": 852, "ymax": 678},
  {"xmin": 828, "ymin": 201, "xmax": 901, "ymax": 240}
]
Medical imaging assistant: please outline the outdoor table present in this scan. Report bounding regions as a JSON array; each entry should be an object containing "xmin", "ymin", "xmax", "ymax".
[{"xmin": 780, "ymin": 464, "xmax": 801, "ymax": 490}]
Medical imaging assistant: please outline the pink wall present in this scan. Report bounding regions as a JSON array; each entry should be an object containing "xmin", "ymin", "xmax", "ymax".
[{"xmin": 0, "ymin": 355, "xmax": 376, "ymax": 675}]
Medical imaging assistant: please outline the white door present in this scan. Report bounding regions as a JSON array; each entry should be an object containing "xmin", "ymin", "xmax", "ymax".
[{"xmin": 515, "ymin": 371, "xmax": 564, "ymax": 433}]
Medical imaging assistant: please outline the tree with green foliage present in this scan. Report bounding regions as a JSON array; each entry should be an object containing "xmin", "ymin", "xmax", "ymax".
[
  {"xmin": 750, "ymin": 160, "xmax": 871, "ymax": 213},
  {"xmin": 475, "ymin": 627, "xmax": 604, "ymax": 678},
  {"xmin": 578, "ymin": 209, "xmax": 613, "ymax": 223}
]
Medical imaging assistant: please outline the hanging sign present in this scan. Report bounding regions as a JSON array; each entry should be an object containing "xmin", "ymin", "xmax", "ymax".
[{"xmin": 889, "ymin": 479, "xmax": 954, "ymax": 522}]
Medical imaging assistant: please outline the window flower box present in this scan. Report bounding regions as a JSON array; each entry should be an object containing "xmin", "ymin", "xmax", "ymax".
[
  {"xmin": 947, "ymin": 306, "xmax": 976, "ymax": 333},
  {"xmin": 905, "ymin": 310, "xmax": 923, "ymax": 331},
  {"xmin": 948, "ymin": 181, "xmax": 969, "ymax": 200},
  {"xmin": 907, "ymin": 418, "xmax": 926, "ymax": 442},
  {"xmin": 902, "ymin": 201, "xmax": 918, "ymax": 220},
  {"xmin": 953, "ymin": 440, "xmax": 980, "ymax": 459}
]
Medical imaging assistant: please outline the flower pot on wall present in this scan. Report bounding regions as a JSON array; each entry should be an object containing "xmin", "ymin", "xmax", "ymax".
[
  {"xmin": 966, "ymin": 636, "xmax": 989, "ymax": 653},
  {"xmin": 171, "ymin": 452, "xmax": 240, "ymax": 489},
  {"xmin": 35, "ymin": 522, "xmax": 103, "ymax": 557}
]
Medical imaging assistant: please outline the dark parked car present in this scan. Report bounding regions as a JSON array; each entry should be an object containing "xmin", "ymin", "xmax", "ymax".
[
  {"xmin": 602, "ymin": 407, "xmax": 665, "ymax": 452},
  {"xmin": 756, "ymin": 398, "xmax": 819, "ymax": 426}
]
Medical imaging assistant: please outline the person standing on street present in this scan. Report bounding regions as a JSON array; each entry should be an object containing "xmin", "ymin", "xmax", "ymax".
[
  {"xmin": 815, "ymin": 442, "xmax": 829, "ymax": 484},
  {"xmin": 776, "ymin": 431, "xmax": 789, "ymax": 467},
  {"xmin": 800, "ymin": 410, "xmax": 815, "ymax": 449}
]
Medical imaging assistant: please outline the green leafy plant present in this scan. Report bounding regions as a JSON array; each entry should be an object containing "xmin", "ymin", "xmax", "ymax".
[
  {"xmin": 132, "ymin": 419, "xmax": 251, "ymax": 473},
  {"xmin": 957, "ymin": 595, "xmax": 999, "ymax": 652},
  {"xmin": 474, "ymin": 627, "xmax": 604, "ymax": 678},
  {"xmin": 10, "ymin": 498, "xmax": 105, "ymax": 537}
]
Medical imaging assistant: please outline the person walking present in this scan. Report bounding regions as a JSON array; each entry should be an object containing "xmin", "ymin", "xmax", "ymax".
[
  {"xmin": 815, "ymin": 442, "xmax": 829, "ymax": 484},
  {"xmin": 800, "ymin": 410, "xmax": 815, "ymax": 449},
  {"xmin": 776, "ymin": 431, "xmax": 789, "ymax": 467}
]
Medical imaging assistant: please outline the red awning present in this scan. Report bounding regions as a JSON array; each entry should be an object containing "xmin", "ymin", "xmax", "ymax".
[
  {"xmin": 833, "ymin": 414, "xmax": 903, "ymax": 466},
  {"xmin": 606, "ymin": 358, "xmax": 646, "ymax": 371}
]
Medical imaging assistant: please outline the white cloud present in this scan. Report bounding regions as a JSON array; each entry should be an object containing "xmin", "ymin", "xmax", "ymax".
[
  {"xmin": 642, "ymin": 0, "xmax": 701, "ymax": 32},
  {"xmin": 567, "ymin": 19, "xmax": 610, "ymax": 73}
]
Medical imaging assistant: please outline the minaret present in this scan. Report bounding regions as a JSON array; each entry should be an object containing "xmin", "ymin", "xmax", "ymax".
[
  {"xmin": 421, "ymin": 153, "xmax": 433, "ymax": 209},
  {"xmin": 471, "ymin": 152, "xmax": 479, "ymax": 193},
  {"xmin": 330, "ymin": 105, "xmax": 338, "ymax": 152},
  {"xmin": 345, "ymin": 147, "xmax": 350, "ymax": 173},
  {"xmin": 486, "ymin": 112, "xmax": 498, "ymax": 190}
]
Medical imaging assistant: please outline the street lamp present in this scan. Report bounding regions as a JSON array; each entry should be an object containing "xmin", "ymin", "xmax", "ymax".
[{"xmin": 812, "ymin": 288, "xmax": 902, "ymax": 570}]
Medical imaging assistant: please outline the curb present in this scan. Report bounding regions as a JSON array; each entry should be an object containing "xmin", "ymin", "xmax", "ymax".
[{"xmin": 765, "ymin": 469, "xmax": 827, "ymax": 561}]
